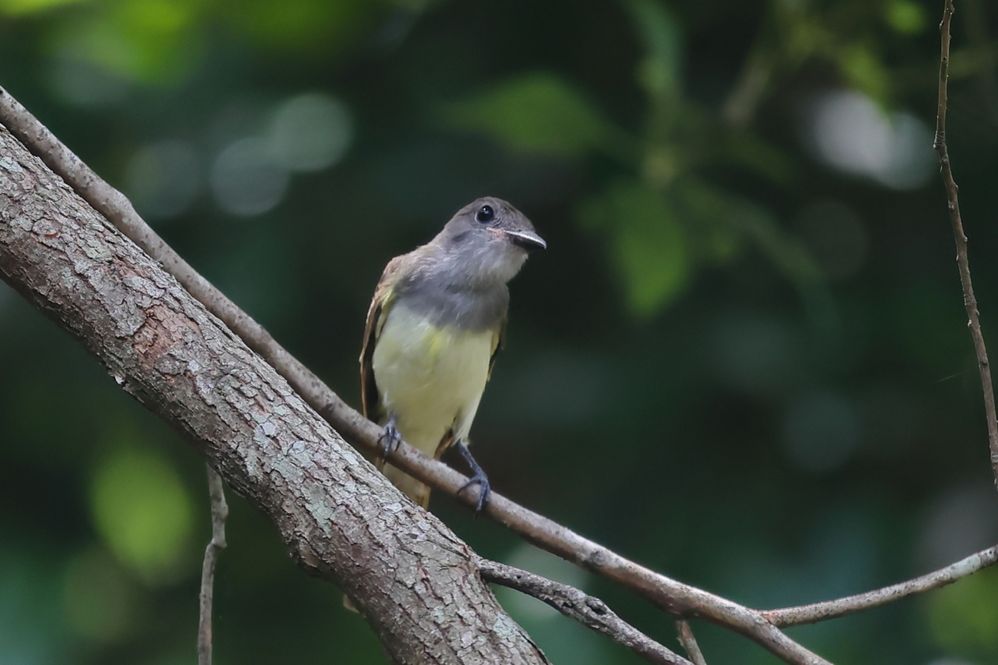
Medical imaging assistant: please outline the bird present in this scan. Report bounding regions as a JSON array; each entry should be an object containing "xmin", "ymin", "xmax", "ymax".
[{"xmin": 359, "ymin": 196, "xmax": 545, "ymax": 512}]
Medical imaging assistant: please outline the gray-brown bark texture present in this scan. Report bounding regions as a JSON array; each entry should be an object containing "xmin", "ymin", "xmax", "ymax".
[{"xmin": 0, "ymin": 123, "xmax": 549, "ymax": 665}]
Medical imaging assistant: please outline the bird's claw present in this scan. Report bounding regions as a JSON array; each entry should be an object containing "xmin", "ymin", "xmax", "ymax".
[
  {"xmin": 378, "ymin": 421, "xmax": 402, "ymax": 461},
  {"xmin": 457, "ymin": 471, "xmax": 491, "ymax": 513},
  {"xmin": 455, "ymin": 441, "xmax": 491, "ymax": 513}
]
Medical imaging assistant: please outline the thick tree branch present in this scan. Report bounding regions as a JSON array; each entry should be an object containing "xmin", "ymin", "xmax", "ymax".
[
  {"xmin": 932, "ymin": 0, "xmax": 998, "ymax": 487},
  {"xmin": 0, "ymin": 124, "xmax": 549, "ymax": 665},
  {"xmin": 0, "ymin": 85, "xmax": 828, "ymax": 665},
  {"xmin": 477, "ymin": 558, "xmax": 690, "ymax": 665},
  {"xmin": 762, "ymin": 544, "xmax": 998, "ymax": 627},
  {"xmin": 198, "ymin": 466, "xmax": 228, "ymax": 665}
]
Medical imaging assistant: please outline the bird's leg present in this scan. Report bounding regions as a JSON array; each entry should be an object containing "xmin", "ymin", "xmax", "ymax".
[
  {"xmin": 378, "ymin": 414, "xmax": 402, "ymax": 462},
  {"xmin": 455, "ymin": 442, "xmax": 491, "ymax": 513}
]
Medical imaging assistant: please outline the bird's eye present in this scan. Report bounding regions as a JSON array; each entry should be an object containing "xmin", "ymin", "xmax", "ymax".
[{"xmin": 475, "ymin": 205, "xmax": 495, "ymax": 224}]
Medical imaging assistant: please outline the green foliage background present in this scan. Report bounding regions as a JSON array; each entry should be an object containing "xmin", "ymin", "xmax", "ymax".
[{"xmin": 3, "ymin": 0, "xmax": 998, "ymax": 663}]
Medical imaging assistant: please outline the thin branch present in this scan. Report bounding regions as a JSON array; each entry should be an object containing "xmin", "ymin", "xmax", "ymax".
[
  {"xmin": 478, "ymin": 558, "xmax": 690, "ymax": 665},
  {"xmin": 722, "ymin": 43, "xmax": 774, "ymax": 128},
  {"xmin": 933, "ymin": 0, "xmax": 998, "ymax": 487},
  {"xmin": 198, "ymin": 467, "xmax": 229, "ymax": 665},
  {"xmin": 0, "ymin": 85, "xmax": 828, "ymax": 665},
  {"xmin": 763, "ymin": 544, "xmax": 998, "ymax": 627},
  {"xmin": 676, "ymin": 621, "xmax": 707, "ymax": 665}
]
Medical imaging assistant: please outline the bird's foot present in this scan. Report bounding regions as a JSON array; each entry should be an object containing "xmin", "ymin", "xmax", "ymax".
[
  {"xmin": 455, "ymin": 442, "xmax": 491, "ymax": 513},
  {"xmin": 458, "ymin": 471, "xmax": 491, "ymax": 514},
  {"xmin": 378, "ymin": 418, "xmax": 402, "ymax": 461}
]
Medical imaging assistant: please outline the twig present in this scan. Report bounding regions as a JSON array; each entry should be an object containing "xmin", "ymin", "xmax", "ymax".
[
  {"xmin": 932, "ymin": 0, "xmax": 998, "ymax": 487},
  {"xmin": 676, "ymin": 621, "xmax": 707, "ymax": 665},
  {"xmin": 198, "ymin": 467, "xmax": 228, "ymax": 665},
  {"xmin": 0, "ymin": 84, "xmax": 828, "ymax": 665},
  {"xmin": 763, "ymin": 544, "xmax": 998, "ymax": 626},
  {"xmin": 722, "ymin": 44, "xmax": 774, "ymax": 128},
  {"xmin": 478, "ymin": 558, "xmax": 691, "ymax": 665}
]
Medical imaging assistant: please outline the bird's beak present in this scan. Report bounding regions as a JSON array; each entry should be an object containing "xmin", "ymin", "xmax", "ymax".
[{"xmin": 505, "ymin": 229, "xmax": 547, "ymax": 251}]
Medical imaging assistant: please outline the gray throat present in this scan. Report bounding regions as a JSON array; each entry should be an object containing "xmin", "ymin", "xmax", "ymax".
[{"xmin": 395, "ymin": 273, "xmax": 509, "ymax": 331}]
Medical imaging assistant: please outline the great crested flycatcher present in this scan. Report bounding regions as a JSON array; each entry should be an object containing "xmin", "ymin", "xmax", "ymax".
[{"xmin": 360, "ymin": 196, "xmax": 545, "ymax": 511}]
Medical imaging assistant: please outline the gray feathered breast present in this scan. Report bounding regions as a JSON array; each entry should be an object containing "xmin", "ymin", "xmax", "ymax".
[{"xmin": 395, "ymin": 274, "xmax": 509, "ymax": 332}]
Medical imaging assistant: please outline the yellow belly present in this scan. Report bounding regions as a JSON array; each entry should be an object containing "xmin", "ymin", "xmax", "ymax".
[{"xmin": 372, "ymin": 303, "xmax": 493, "ymax": 457}]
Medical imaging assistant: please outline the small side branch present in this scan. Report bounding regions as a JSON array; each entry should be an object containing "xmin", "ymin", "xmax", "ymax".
[
  {"xmin": 676, "ymin": 621, "xmax": 707, "ymax": 665},
  {"xmin": 932, "ymin": 0, "xmax": 998, "ymax": 487},
  {"xmin": 198, "ymin": 467, "xmax": 229, "ymax": 665},
  {"xmin": 478, "ymin": 558, "xmax": 691, "ymax": 665},
  {"xmin": 763, "ymin": 544, "xmax": 998, "ymax": 626}
]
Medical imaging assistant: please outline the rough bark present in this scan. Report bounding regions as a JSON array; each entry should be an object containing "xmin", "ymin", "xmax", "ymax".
[{"xmin": 0, "ymin": 124, "xmax": 548, "ymax": 665}]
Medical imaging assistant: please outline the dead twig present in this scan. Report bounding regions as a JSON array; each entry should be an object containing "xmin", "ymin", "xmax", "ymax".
[
  {"xmin": 763, "ymin": 544, "xmax": 998, "ymax": 626},
  {"xmin": 676, "ymin": 621, "xmax": 707, "ymax": 665},
  {"xmin": 198, "ymin": 467, "xmax": 229, "ymax": 665},
  {"xmin": 932, "ymin": 0, "xmax": 998, "ymax": 487},
  {"xmin": 478, "ymin": 558, "xmax": 691, "ymax": 665}
]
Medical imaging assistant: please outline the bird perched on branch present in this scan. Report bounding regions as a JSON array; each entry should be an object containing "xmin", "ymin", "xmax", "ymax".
[{"xmin": 360, "ymin": 196, "xmax": 545, "ymax": 511}]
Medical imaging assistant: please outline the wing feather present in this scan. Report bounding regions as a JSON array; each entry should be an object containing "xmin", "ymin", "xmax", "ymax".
[
  {"xmin": 360, "ymin": 255, "xmax": 406, "ymax": 421},
  {"xmin": 488, "ymin": 318, "xmax": 506, "ymax": 380}
]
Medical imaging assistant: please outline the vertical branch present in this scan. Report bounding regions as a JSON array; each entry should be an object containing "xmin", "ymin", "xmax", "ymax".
[
  {"xmin": 933, "ymin": 0, "xmax": 998, "ymax": 487},
  {"xmin": 198, "ymin": 467, "xmax": 229, "ymax": 665},
  {"xmin": 676, "ymin": 621, "xmax": 708, "ymax": 665}
]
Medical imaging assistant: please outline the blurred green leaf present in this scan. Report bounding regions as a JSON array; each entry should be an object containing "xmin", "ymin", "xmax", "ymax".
[
  {"xmin": 674, "ymin": 177, "xmax": 745, "ymax": 265},
  {"xmin": 621, "ymin": 0, "xmax": 682, "ymax": 99},
  {"xmin": 49, "ymin": 0, "xmax": 202, "ymax": 84},
  {"xmin": 926, "ymin": 568, "xmax": 998, "ymax": 656},
  {"xmin": 838, "ymin": 45, "xmax": 891, "ymax": 103},
  {"xmin": 579, "ymin": 180, "xmax": 690, "ymax": 316},
  {"xmin": 670, "ymin": 176, "xmax": 811, "ymax": 280},
  {"xmin": 443, "ymin": 72, "xmax": 615, "ymax": 158},
  {"xmin": 717, "ymin": 130, "xmax": 795, "ymax": 186},
  {"xmin": 0, "ymin": 0, "xmax": 80, "ymax": 16},
  {"xmin": 219, "ymin": 0, "xmax": 384, "ymax": 54},
  {"xmin": 885, "ymin": 0, "xmax": 927, "ymax": 34},
  {"xmin": 89, "ymin": 448, "xmax": 194, "ymax": 582}
]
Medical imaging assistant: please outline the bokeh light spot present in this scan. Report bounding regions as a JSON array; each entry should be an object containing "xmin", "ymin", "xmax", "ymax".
[
  {"xmin": 210, "ymin": 137, "xmax": 289, "ymax": 217},
  {"xmin": 125, "ymin": 140, "xmax": 200, "ymax": 221},
  {"xmin": 89, "ymin": 448, "xmax": 194, "ymax": 582},
  {"xmin": 267, "ymin": 93, "xmax": 353, "ymax": 172},
  {"xmin": 63, "ymin": 548, "xmax": 135, "ymax": 641},
  {"xmin": 804, "ymin": 90, "xmax": 934, "ymax": 190}
]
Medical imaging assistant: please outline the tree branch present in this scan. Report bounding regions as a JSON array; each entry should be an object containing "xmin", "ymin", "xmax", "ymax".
[
  {"xmin": 762, "ymin": 544, "xmax": 998, "ymax": 627},
  {"xmin": 477, "ymin": 558, "xmax": 690, "ymax": 665},
  {"xmin": 932, "ymin": 0, "xmax": 998, "ymax": 487},
  {"xmin": 198, "ymin": 466, "xmax": 228, "ymax": 665},
  {"xmin": 0, "ymin": 123, "xmax": 549, "ymax": 665},
  {"xmin": 0, "ymin": 85, "xmax": 829, "ymax": 665},
  {"xmin": 675, "ymin": 621, "xmax": 707, "ymax": 665}
]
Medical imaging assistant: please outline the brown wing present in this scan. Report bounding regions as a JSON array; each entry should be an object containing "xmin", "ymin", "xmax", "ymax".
[{"xmin": 359, "ymin": 255, "xmax": 406, "ymax": 421}]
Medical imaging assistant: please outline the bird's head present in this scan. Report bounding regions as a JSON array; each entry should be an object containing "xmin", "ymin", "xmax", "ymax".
[{"xmin": 436, "ymin": 196, "xmax": 545, "ymax": 286}]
